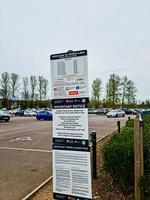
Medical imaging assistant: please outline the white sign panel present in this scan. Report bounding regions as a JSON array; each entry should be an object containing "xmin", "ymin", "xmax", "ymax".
[
  {"xmin": 53, "ymin": 150, "xmax": 92, "ymax": 199},
  {"xmin": 53, "ymin": 108, "xmax": 88, "ymax": 140},
  {"xmin": 50, "ymin": 50, "xmax": 88, "ymax": 99},
  {"xmin": 51, "ymin": 50, "xmax": 92, "ymax": 200}
]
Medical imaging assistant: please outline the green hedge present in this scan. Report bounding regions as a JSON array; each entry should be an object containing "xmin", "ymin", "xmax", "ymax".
[
  {"xmin": 102, "ymin": 124, "xmax": 134, "ymax": 191},
  {"xmin": 102, "ymin": 117, "xmax": 150, "ymax": 197},
  {"xmin": 125, "ymin": 118, "xmax": 134, "ymax": 127}
]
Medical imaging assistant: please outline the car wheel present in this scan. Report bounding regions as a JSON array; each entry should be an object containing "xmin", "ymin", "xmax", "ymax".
[
  {"xmin": 5, "ymin": 119, "xmax": 10, "ymax": 122},
  {"xmin": 116, "ymin": 114, "xmax": 118, "ymax": 117},
  {"xmin": 123, "ymin": 114, "xmax": 125, "ymax": 117}
]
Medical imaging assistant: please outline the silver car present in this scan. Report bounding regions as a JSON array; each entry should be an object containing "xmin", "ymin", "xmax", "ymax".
[
  {"xmin": 107, "ymin": 110, "xmax": 125, "ymax": 118},
  {"xmin": 24, "ymin": 110, "xmax": 37, "ymax": 117}
]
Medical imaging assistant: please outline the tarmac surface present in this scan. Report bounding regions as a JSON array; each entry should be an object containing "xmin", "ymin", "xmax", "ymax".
[{"xmin": 0, "ymin": 115, "xmax": 127, "ymax": 200}]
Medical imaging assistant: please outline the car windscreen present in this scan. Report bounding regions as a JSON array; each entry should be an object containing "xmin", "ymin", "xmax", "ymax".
[
  {"xmin": 109, "ymin": 110, "xmax": 117, "ymax": 113},
  {"xmin": 0, "ymin": 111, "xmax": 5, "ymax": 115}
]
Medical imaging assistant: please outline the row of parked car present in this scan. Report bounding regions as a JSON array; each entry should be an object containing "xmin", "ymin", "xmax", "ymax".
[
  {"xmin": 10, "ymin": 108, "xmax": 53, "ymax": 120},
  {"xmin": 88, "ymin": 108, "xmax": 147, "ymax": 118},
  {"xmin": 9, "ymin": 108, "xmax": 37, "ymax": 116},
  {"xmin": 0, "ymin": 108, "xmax": 53, "ymax": 122},
  {"xmin": 0, "ymin": 107, "xmax": 149, "ymax": 123}
]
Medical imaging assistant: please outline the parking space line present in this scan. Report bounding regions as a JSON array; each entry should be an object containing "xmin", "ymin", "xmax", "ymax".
[{"xmin": 0, "ymin": 146, "xmax": 52, "ymax": 153}]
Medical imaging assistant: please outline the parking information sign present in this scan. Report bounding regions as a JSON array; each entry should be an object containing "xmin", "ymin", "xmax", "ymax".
[
  {"xmin": 50, "ymin": 50, "xmax": 92, "ymax": 200},
  {"xmin": 53, "ymin": 150, "xmax": 92, "ymax": 200},
  {"xmin": 50, "ymin": 50, "xmax": 88, "ymax": 99},
  {"xmin": 53, "ymin": 108, "xmax": 88, "ymax": 140}
]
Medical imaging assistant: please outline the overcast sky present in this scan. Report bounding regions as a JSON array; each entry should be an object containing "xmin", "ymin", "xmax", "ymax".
[{"xmin": 0, "ymin": 0, "xmax": 150, "ymax": 101}]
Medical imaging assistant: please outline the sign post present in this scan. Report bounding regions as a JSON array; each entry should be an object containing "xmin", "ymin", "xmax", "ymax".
[
  {"xmin": 50, "ymin": 50, "xmax": 92, "ymax": 200},
  {"xmin": 134, "ymin": 114, "xmax": 144, "ymax": 200}
]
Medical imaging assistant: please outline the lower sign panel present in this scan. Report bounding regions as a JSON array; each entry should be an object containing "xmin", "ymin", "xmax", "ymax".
[{"xmin": 53, "ymin": 150, "xmax": 92, "ymax": 200}]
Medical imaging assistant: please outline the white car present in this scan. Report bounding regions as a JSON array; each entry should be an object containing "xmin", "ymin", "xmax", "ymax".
[
  {"xmin": 107, "ymin": 110, "xmax": 125, "ymax": 118},
  {"xmin": 24, "ymin": 110, "xmax": 36, "ymax": 117}
]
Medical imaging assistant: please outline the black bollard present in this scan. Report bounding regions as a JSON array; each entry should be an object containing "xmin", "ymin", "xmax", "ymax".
[
  {"xmin": 91, "ymin": 131, "xmax": 97, "ymax": 179},
  {"xmin": 117, "ymin": 121, "xmax": 121, "ymax": 133}
]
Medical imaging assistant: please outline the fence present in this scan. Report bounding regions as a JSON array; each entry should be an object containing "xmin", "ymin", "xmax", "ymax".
[{"xmin": 134, "ymin": 114, "xmax": 144, "ymax": 200}]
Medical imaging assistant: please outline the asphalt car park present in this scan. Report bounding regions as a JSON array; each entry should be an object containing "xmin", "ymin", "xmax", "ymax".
[{"xmin": 0, "ymin": 115, "xmax": 128, "ymax": 200}]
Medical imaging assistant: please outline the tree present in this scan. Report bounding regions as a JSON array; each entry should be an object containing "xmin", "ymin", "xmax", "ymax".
[
  {"xmin": 121, "ymin": 75, "xmax": 128, "ymax": 108},
  {"xmin": 92, "ymin": 78, "xmax": 102, "ymax": 103},
  {"xmin": 106, "ymin": 82, "xmax": 111, "ymax": 106},
  {"xmin": 106, "ymin": 74, "xmax": 121, "ymax": 107},
  {"xmin": 38, "ymin": 76, "xmax": 44, "ymax": 100},
  {"xmin": 125, "ymin": 80, "xmax": 137, "ymax": 105},
  {"xmin": 22, "ymin": 77, "xmax": 29, "ymax": 100},
  {"xmin": 30, "ymin": 75, "xmax": 37, "ymax": 101},
  {"xmin": 0, "ymin": 72, "xmax": 10, "ymax": 101},
  {"xmin": 43, "ymin": 78, "xmax": 48, "ymax": 100},
  {"xmin": 10, "ymin": 73, "xmax": 20, "ymax": 98}
]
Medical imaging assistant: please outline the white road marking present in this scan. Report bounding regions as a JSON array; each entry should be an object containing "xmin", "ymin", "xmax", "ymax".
[
  {"xmin": 10, "ymin": 136, "xmax": 32, "ymax": 142},
  {"xmin": 0, "ymin": 146, "xmax": 52, "ymax": 153}
]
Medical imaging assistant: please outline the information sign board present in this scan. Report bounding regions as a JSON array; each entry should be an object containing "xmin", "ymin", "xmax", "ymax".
[
  {"xmin": 50, "ymin": 50, "xmax": 88, "ymax": 99},
  {"xmin": 53, "ymin": 108, "xmax": 88, "ymax": 140},
  {"xmin": 51, "ymin": 50, "xmax": 92, "ymax": 200},
  {"xmin": 53, "ymin": 150, "xmax": 92, "ymax": 200}
]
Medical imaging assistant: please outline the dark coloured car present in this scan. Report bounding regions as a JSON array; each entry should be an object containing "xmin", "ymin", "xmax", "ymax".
[
  {"xmin": 36, "ymin": 110, "xmax": 53, "ymax": 121},
  {"xmin": 0, "ymin": 111, "xmax": 10, "ymax": 122},
  {"xmin": 88, "ymin": 108, "xmax": 97, "ymax": 114},
  {"xmin": 123, "ymin": 109, "xmax": 138, "ymax": 115},
  {"xmin": 14, "ymin": 109, "xmax": 25, "ymax": 116},
  {"xmin": 96, "ymin": 108, "xmax": 110, "ymax": 115}
]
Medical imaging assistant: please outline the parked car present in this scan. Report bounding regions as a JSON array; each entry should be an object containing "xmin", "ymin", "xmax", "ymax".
[
  {"xmin": 31, "ymin": 108, "xmax": 37, "ymax": 113},
  {"xmin": 107, "ymin": 110, "xmax": 125, "ymax": 118},
  {"xmin": 7, "ymin": 110, "xmax": 15, "ymax": 117},
  {"xmin": 24, "ymin": 110, "xmax": 37, "ymax": 117},
  {"xmin": 14, "ymin": 109, "xmax": 25, "ymax": 116},
  {"xmin": 0, "ymin": 111, "xmax": 10, "ymax": 122},
  {"xmin": 96, "ymin": 108, "xmax": 110, "ymax": 115},
  {"xmin": 88, "ymin": 108, "xmax": 97, "ymax": 114},
  {"xmin": 123, "ymin": 109, "xmax": 137, "ymax": 115},
  {"xmin": 36, "ymin": 110, "xmax": 53, "ymax": 120},
  {"xmin": 10, "ymin": 108, "xmax": 20, "ymax": 115}
]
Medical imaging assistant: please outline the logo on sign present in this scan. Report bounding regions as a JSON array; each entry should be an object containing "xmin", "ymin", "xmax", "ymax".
[{"xmin": 69, "ymin": 91, "xmax": 78, "ymax": 95}]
